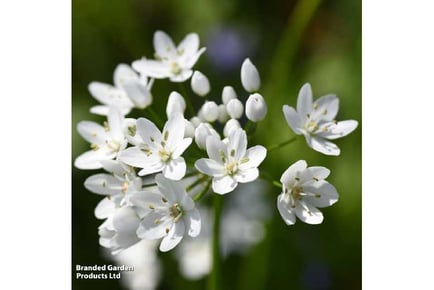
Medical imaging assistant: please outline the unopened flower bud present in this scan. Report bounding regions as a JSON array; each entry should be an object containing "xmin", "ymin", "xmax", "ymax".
[
  {"xmin": 222, "ymin": 86, "xmax": 237, "ymax": 105},
  {"xmin": 223, "ymin": 118, "xmax": 241, "ymax": 137},
  {"xmin": 191, "ymin": 71, "xmax": 210, "ymax": 97},
  {"xmin": 226, "ymin": 98, "xmax": 244, "ymax": 119},
  {"xmin": 201, "ymin": 101, "xmax": 219, "ymax": 122},
  {"xmin": 241, "ymin": 58, "xmax": 261, "ymax": 93},
  {"xmin": 184, "ymin": 119, "xmax": 195, "ymax": 138},
  {"xmin": 245, "ymin": 93, "xmax": 267, "ymax": 122},
  {"xmin": 190, "ymin": 116, "xmax": 201, "ymax": 128},
  {"xmin": 217, "ymin": 104, "xmax": 229, "ymax": 123},
  {"xmin": 195, "ymin": 123, "xmax": 219, "ymax": 150},
  {"xmin": 166, "ymin": 91, "xmax": 186, "ymax": 118}
]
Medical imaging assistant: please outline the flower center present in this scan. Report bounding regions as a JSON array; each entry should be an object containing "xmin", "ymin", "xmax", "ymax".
[
  {"xmin": 305, "ymin": 119, "xmax": 319, "ymax": 133},
  {"xmin": 169, "ymin": 203, "xmax": 183, "ymax": 222},
  {"xmin": 106, "ymin": 140, "xmax": 121, "ymax": 153},
  {"xmin": 170, "ymin": 62, "xmax": 181, "ymax": 75},
  {"xmin": 225, "ymin": 161, "xmax": 238, "ymax": 176},
  {"xmin": 159, "ymin": 149, "xmax": 172, "ymax": 163}
]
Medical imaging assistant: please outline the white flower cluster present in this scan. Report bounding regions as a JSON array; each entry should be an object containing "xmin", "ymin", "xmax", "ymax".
[{"xmin": 74, "ymin": 30, "xmax": 358, "ymax": 284}]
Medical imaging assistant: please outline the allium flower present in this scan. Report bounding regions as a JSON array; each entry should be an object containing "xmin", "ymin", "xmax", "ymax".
[
  {"xmin": 283, "ymin": 83, "xmax": 358, "ymax": 156},
  {"xmin": 89, "ymin": 64, "xmax": 153, "ymax": 116},
  {"xmin": 75, "ymin": 107, "xmax": 127, "ymax": 169},
  {"xmin": 129, "ymin": 174, "xmax": 201, "ymax": 252},
  {"xmin": 118, "ymin": 113, "xmax": 192, "ymax": 180},
  {"xmin": 133, "ymin": 31, "xmax": 206, "ymax": 82},
  {"xmin": 277, "ymin": 160, "xmax": 338, "ymax": 225},
  {"xmin": 240, "ymin": 58, "xmax": 261, "ymax": 93},
  {"xmin": 98, "ymin": 207, "xmax": 142, "ymax": 254},
  {"xmin": 195, "ymin": 128, "xmax": 267, "ymax": 194},
  {"xmin": 84, "ymin": 160, "xmax": 143, "ymax": 219}
]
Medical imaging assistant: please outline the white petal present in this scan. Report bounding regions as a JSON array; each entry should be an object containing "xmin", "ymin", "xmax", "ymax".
[
  {"xmin": 294, "ymin": 201, "xmax": 324, "ymax": 224},
  {"xmin": 74, "ymin": 150, "xmax": 113, "ymax": 170},
  {"xmin": 127, "ymin": 191, "xmax": 165, "ymax": 210},
  {"xmin": 280, "ymin": 160, "xmax": 307, "ymax": 185},
  {"xmin": 166, "ymin": 91, "xmax": 186, "ymax": 119},
  {"xmin": 184, "ymin": 209, "xmax": 201, "ymax": 237},
  {"xmin": 137, "ymin": 162, "xmax": 165, "ymax": 177},
  {"xmin": 183, "ymin": 47, "xmax": 206, "ymax": 69},
  {"xmin": 195, "ymin": 158, "xmax": 224, "ymax": 177},
  {"xmin": 163, "ymin": 113, "xmax": 185, "ymax": 148},
  {"xmin": 296, "ymin": 83, "xmax": 313, "ymax": 118},
  {"xmin": 318, "ymin": 120, "xmax": 358, "ymax": 140},
  {"xmin": 282, "ymin": 105, "xmax": 303, "ymax": 135},
  {"xmin": 277, "ymin": 194, "xmax": 296, "ymax": 225},
  {"xmin": 238, "ymin": 145, "xmax": 266, "ymax": 170},
  {"xmin": 177, "ymin": 33, "xmax": 200, "ymax": 62},
  {"xmin": 153, "ymin": 30, "xmax": 176, "ymax": 59},
  {"xmin": 307, "ymin": 166, "xmax": 330, "ymax": 180},
  {"xmin": 240, "ymin": 58, "xmax": 261, "ymax": 93},
  {"xmin": 205, "ymin": 135, "xmax": 226, "ymax": 162},
  {"xmin": 136, "ymin": 117, "xmax": 162, "ymax": 147},
  {"xmin": 118, "ymin": 147, "xmax": 158, "ymax": 169},
  {"xmin": 235, "ymin": 168, "xmax": 259, "ymax": 183},
  {"xmin": 155, "ymin": 174, "xmax": 179, "ymax": 202},
  {"xmin": 122, "ymin": 79, "xmax": 153, "ymax": 109},
  {"xmin": 107, "ymin": 107, "xmax": 125, "ymax": 141},
  {"xmin": 94, "ymin": 198, "xmax": 116, "ymax": 219},
  {"xmin": 311, "ymin": 94, "xmax": 339, "ymax": 121},
  {"xmin": 137, "ymin": 213, "xmax": 172, "ymax": 240},
  {"xmin": 212, "ymin": 175, "xmax": 237, "ymax": 194},
  {"xmin": 113, "ymin": 64, "xmax": 138, "ymax": 88},
  {"xmin": 172, "ymin": 138, "xmax": 192, "ymax": 158},
  {"xmin": 132, "ymin": 59, "xmax": 171, "ymax": 79},
  {"xmin": 178, "ymin": 192, "xmax": 195, "ymax": 211},
  {"xmin": 163, "ymin": 157, "xmax": 187, "ymax": 180},
  {"xmin": 169, "ymin": 69, "xmax": 194, "ymax": 82},
  {"xmin": 305, "ymin": 135, "xmax": 340, "ymax": 156},
  {"xmin": 303, "ymin": 182, "xmax": 339, "ymax": 208},
  {"xmin": 88, "ymin": 82, "xmax": 132, "ymax": 108},
  {"xmin": 77, "ymin": 121, "xmax": 107, "ymax": 144},
  {"xmin": 160, "ymin": 222, "xmax": 185, "ymax": 252},
  {"xmin": 227, "ymin": 128, "xmax": 247, "ymax": 161},
  {"xmin": 84, "ymin": 174, "xmax": 122, "ymax": 195},
  {"xmin": 113, "ymin": 207, "xmax": 140, "ymax": 233},
  {"xmin": 90, "ymin": 105, "xmax": 132, "ymax": 116}
]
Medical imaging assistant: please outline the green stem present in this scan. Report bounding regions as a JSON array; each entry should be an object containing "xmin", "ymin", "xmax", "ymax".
[
  {"xmin": 186, "ymin": 175, "xmax": 208, "ymax": 192},
  {"xmin": 193, "ymin": 179, "xmax": 211, "ymax": 202},
  {"xmin": 142, "ymin": 183, "xmax": 157, "ymax": 188},
  {"xmin": 266, "ymin": 137, "xmax": 297, "ymax": 152},
  {"xmin": 208, "ymin": 194, "xmax": 223, "ymax": 290},
  {"xmin": 179, "ymin": 83, "xmax": 196, "ymax": 117},
  {"xmin": 272, "ymin": 180, "xmax": 282, "ymax": 189}
]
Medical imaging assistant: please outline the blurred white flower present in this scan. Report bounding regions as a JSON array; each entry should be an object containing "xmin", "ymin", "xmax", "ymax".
[
  {"xmin": 226, "ymin": 98, "xmax": 244, "ymax": 119},
  {"xmin": 283, "ymin": 83, "xmax": 358, "ymax": 156},
  {"xmin": 277, "ymin": 160, "xmax": 338, "ymax": 225},
  {"xmin": 133, "ymin": 31, "xmax": 206, "ymax": 82},
  {"xmin": 195, "ymin": 123, "xmax": 220, "ymax": 150},
  {"xmin": 129, "ymin": 174, "xmax": 202, "ymax": 252},
  {"xmin": 89, "ymin": 64, "xmax": 153, "ymax": 116},
  {"xmin": 191, "ymin": 71, "xmax": 210, "ymax": 96},
  {"xmin": 195, "ymin": 128, "xmax": 266, "ymax": 194},
  {"xmin": 166, "ymin": 91, "xmax": 186, "ymax": 118},
  {"xmin": 240, "ymin": 58, "xmax": 261, "ymax": 93},
  {"xmin": 200, "ymin": 101, "xmax": 219, "ymax": 122},
  {"xmin": 221, "ymin": 85, "xmax": 237, "ymax": 105},
  {"xmin": 75, "ymin": 107, "xmax": 127, "ymax": 169},
  {"xmin": 246, "ymin": 93, "xmax": 267, "ymax": 122}
]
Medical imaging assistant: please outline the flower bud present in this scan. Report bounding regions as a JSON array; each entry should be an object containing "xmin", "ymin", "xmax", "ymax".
[
  {"xmin": 217, "ymin": 104, "xmax": 229, "ymax": 123},
  {"xmin": 190, "ymin": 116, "xmax": 201, "ymax": 128},
  {"xmin": 245, "ymin": 93, "xmax": 267, "ymax": 122},
  {"xmin": 226, "ymin": 98, "xmax": 244, "ymax": 119},
  {"xmin": 166, "ymin": 91, "xmax": 186, "ymax": 118},
  {"xmin": 184, "ymin": 119, "xmax": 195, "ymax": 138},
  {"xmin": 241, "ymin": 58, "xmax": 261, "ymax": 93},
  {"xmin": 201, "ymin": 101, "xmax": 219, "ymax": 122},
  {"xmin": 223, "ymin": 118, "xmax": 241, "ymax": 137},
  {"xmin": 195, "ymin": 123, "xmax": 219, "ymax": 150},
  {"xmin": 191, "ymin": 71, "xmax": 210, "ymax": 97},
  {"xmin": 221, "ymin": 86, "xmax": 237, "ymax": 105}
]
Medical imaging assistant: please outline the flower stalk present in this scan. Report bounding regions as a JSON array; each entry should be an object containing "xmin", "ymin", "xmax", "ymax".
[{"xmin": 208, "ymin": 194, "xmax": 224, "ymax": 290}]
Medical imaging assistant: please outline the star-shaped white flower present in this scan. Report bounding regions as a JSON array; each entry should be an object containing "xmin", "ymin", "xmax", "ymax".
[
  {"xmin": 277, "ymin": 160, "xmax": 338, "ymax": 225},
  {"xmin": 283, "ymin": 83, "xmax": 358, "ymax": 156},
  {"xmin": 84, "ymin": 160, "xmax": 143, "ymax": 219},
  {"xmin": 132, "ymin": 31, "xmax": 206, "ymax": 82},
  {"xmin": 89, "ymin": 64, "xmax": 153, "ymax": 116},
  {"xmin": 118, "ymin": 113, "xmax": 192, "ymax": 180},
  {"xmin": 129, "ymin": 174, "xmax": 201, "ymax": 252},
  {"xmin": 75, "ymin": 107, "xmax": 128, "ymax": 169},
  {"xmin": 195, "ymin": 128, "xmax": 267, "ymax": 194}
]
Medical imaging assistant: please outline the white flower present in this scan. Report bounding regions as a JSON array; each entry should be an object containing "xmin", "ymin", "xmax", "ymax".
[
  {"xmin": 98, "ymin": 207, "xmax": 142, "ymax": 254},
  {"xmin": 246, "ymin": 93, "xmax": 267, "ymax": 122},
  {"xmin": 240, "ymin": 58, "xmax": 261, "ymax": 93},
  {"xmin": 217, "ymin": 104, "xmax": 229, "ymax": 123},
  {"xmin": 191, "ymin": 71, "xmax": 210, "ymax": 96},
  {"xmin": 195, "ymin": 123, "xmax": 220, "ymax": 150},
  {"xmin": 184, "ymin": 119, "xmax": 195, "ymax": 138},
  {"xmin": 118, "ymin": 113, "xmax": 192, "ymax": 180},
  {"xmin": 200, "ymin": 101, "xmax": 219, "ymax": 122},
  {"xmin": 277, "ymin": 160, "xmax": 339, "ymax": 225},
  {"xmin": 283, "ymin": 83, "xmax": 358, "ymax": 156},
  {"xmin": 223, "ymin": 118, "xmax": 241, "ymax": 138},
  {"xmin": 75, "ymin": 107, "xmax": 127, "ymax": 169},
  {"xmin": 132, "ymin": 31, "xmax": 206, "ymax": 82},
  {"xmin": 166, "ymin": 91, "xmax": 186, "ymax": 118},
  {"xmin": 89, "ymin": 64, "xmax": 153, "ymax": 116},
  {"xmin": 190, "ymin": 116, "xmax": 201, "ymax": 128},
  {"xmin": 129, "ymin": 174, "xmax": 202, "ymax": 252},
  {"xmin": 226, "ymin": 98, "xmax": 244, "ymax": 119},
  {"xmin": 195, "ymin": 128, "xmax": 267, "ymax": 194},
  {"xmin": 84, "ymin": 160, "xmax": 143, "ymax": 219},
  {"xmin": 221, "ymin": 85, "xmax": 237, "ymax": 105}
]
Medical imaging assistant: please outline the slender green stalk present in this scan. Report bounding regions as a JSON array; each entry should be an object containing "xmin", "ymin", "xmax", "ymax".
[
  {"xmin": 266, "ymin": 137, "xmax": 297, "ymax": 152},
  {"xmin": 141, "ymin": 183, "xmax": 157, "ymax": 188},
  {"xmin": 193, "ymin": 179, "xmax": 211, "ymax": 202},
  {"xmin": 208, "ymin": 194, "xmax": 223, "ymax": 290},
  {"xmin": 178, "ymin": 83, "xmax": 196, "ymax": 117},
  {"xmin": 272, "ymin": 180, "xmax": 282, "ymax": 189},
  {"xmin": 186, "ymin": 175, "xmax": 208, "ymax": 192}
]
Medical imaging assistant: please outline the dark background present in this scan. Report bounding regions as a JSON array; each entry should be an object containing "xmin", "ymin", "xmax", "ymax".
[{"xmin": 72, "ymin": 0, "xmax": 361, "ymax": 289}]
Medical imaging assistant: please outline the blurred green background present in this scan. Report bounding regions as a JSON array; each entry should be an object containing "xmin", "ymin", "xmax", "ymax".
[{"xmin": 72, "ymin": 0, "xmax": 361, "ymax": 289}]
